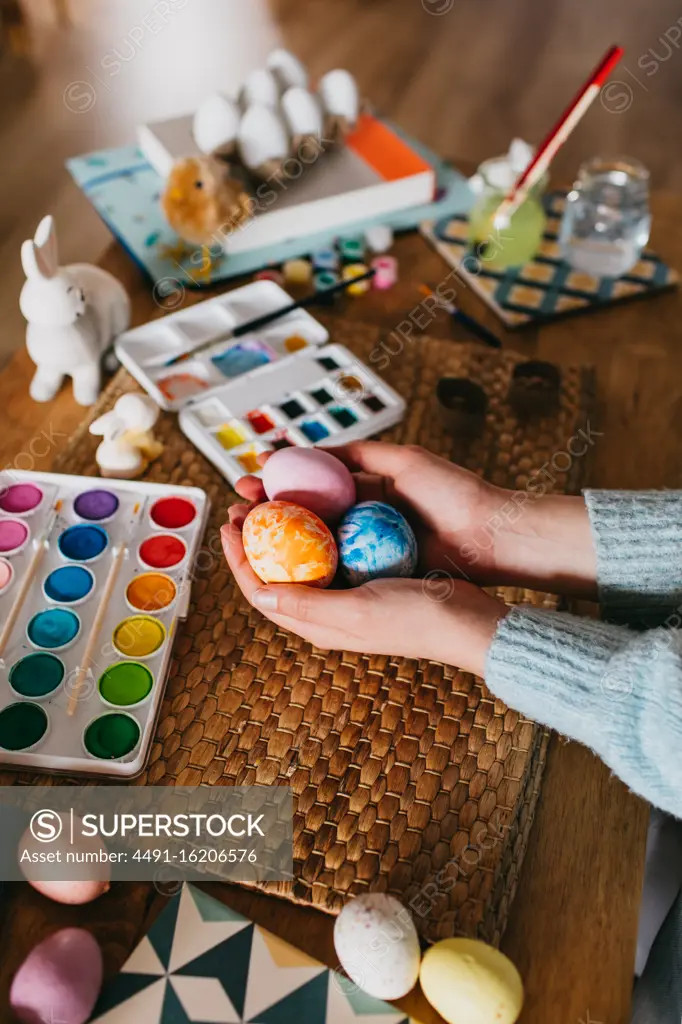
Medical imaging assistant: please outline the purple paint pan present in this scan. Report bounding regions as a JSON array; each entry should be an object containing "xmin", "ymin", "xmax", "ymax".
[{"xmin": 73, "ymin": 489, "xmax": 120, "ymax": 523}]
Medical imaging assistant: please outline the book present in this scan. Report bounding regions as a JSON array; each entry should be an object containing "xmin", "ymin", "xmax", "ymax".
[
  {"xmin": 137, "ymin": 112, "xmax": 437, "ymax": 256},
  {"xmin": 66, "ymin": 128, "xmax": 473, "ymax": 288},
  {"xmin": 90, "ymin": 883, "xmax": 414, "ymax": 1023},
  {"xmin": 420, "ymin": 191, "xmax": 678, "ymax": 328}
]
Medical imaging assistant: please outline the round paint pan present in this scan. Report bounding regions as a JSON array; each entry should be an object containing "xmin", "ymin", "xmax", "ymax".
[
  {"xmin": 0, "ymin": 557, "xmax": 15, "ymax": 596},
  {"xmin": 138, "ymin": 533, "xmax": 188, "ymax": 572},
  {"xmin": 58, "ymin": 524, "xmax": 109, "ymax": 564},
  {"xmin": 83, "ymin": 712, "xmax": 141, "ymax": 761},
  {"xmin": 125, "ymin": 572, "xmax": 177, "ymax": 615},
  {"xmin": 0, "ymin": 482, "xmax": 44, "ymax": 517},
  {"xmin": 98, "ymin": 662, "xmax": 154, "ymax": 710},
  {"xmin": 0, "ymin": 702, "xmax": 49, "ymax": 752},
  {"xmin": 73, "ymin": 489, "xmax": 120, "ymax": 524},
  {"xmin": 9, "ymin": 653, "xmax": 65, "ymax": 701},
  {"xmin": 112, "ymin": 615, "xmax": 166, "ymax": 661},
  {"xmin": 43, "ymin": 564, "xmax": 96, "ymax": 607},
  {"xmin": 0, "ymin": 518, "xmax": 30, "ymax": 557},
  {"xmin": 149, "ymin": 495, "xmax": 197, "ymax": 532},
  {"xmin": 27, "ymin": 608, "xmax": 81, "ymax": 653}
]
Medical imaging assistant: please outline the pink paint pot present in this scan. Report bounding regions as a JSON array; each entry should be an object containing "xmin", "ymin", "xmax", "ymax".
[
  {"xmin": 0, "ymin": 483, "xmax": 44, "ymax": 517},
  {"xmin": 0, "ymin": 518, "xmax": 30, "ymax": 556}
]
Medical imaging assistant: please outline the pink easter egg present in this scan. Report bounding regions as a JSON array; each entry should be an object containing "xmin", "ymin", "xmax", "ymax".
[
  {"xmin": 261, "ymin": 447, "xmax": 356, "ymax": 522},
  {"xmin": 10, "ymin": 927, "xmax": 103, "ymax": 1024}
]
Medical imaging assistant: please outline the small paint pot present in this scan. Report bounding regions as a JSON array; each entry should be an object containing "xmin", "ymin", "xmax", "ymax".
[
  {"xmin": 83, "ymin": 711, "xmax": 141, "ymax": 761},
  {"xmin": 149, "ymin": 495, "xmax": 197, "ymax": 532},
  {"xmin": 436, "ymin": 377, "xmax": 488, "ymax": 437},
  {"xmin": 125, "ymin": 572, "xmax": 177, "ymax": 615},
  {"xmin": 27, "ymin": 608, "xmax": 81, "ymax": 653},
  {"xmin": 72, "ymin": 489, "xmax": 120, "ymax": 524},
  {"xmin": 138, "ymin": 533, "xmax": 188, "ymax": 572},
  {"xmin": 282, "ymin": 258, "xmax": 313, "ymax": 286},
  {"xmin": 342, "ymin": 263, "xmax": 370, "ymax": 296},
  {"xmin": 0, "ymin": 701, "xmax": 49, "ymax": 752},
  {"xmin": 311, "ymin": 247, "xmax": 339, "ymax": 271},
  {"xmin": 371, "ymin": 255, "xmax": 398, "ymax": 290},
  {"xmin": 0, "ymin": 517, "xmax": 30, "ymax": 557},
  {"xmin": 9, "ymin": 652, "xmax": 65, "ymax": 701},
  {"xmin": 0, "ymin": 482, "xmax": 44, "ymax": 517},
  {"xmin": 58, "ymin": 524, "xmax": 109, "ymax": 564},
  {"xmin": 98, "ymin": 661, "xmax": 154, "ymax": 710},
  {"xmin": 338, "ymin": 237, "xmax": 365, "ymax": 263},
  {"xmin": 313, "ymin": 270, "xmax": 339, "ymax": 299},
  {"xmin": 254, "ymin": 268, "xmax": 284, "ymax": 286},
  {"xmin": 0, "ymin": 556, "xmax": 15, "ymax": 596},
  {"xmin": 43, "ymin": 565, "xmax": 96, "ymax": 607},
  {"xmin": 112, "ymin": 614, "xmax": 167, "ymax": 661},
  {"xmin": 364, "ymin": 224, "xmax": 394, "ymax": 254},
  {"xmin": 508, "ymin": 361, "xmax": 562, "ymax": 417}
]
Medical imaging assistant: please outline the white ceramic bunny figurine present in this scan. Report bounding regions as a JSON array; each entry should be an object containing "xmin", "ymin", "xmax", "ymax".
[{"xmin": 20, "ymin": 216, "xmax": 131, "ymax": 406}]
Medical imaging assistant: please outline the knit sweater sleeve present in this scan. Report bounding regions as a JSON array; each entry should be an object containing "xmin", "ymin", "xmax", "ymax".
[{"xmin": 485, "ymin": 490, "xmax": 682, "ymax": 817}]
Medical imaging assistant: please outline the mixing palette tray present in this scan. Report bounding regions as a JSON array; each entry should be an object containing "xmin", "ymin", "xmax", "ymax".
[
  {"xmin": 115, "ymin": 280, "xmax": 329, "ymax": 412},
  {"xmin": 0, "ymin": 471, "xmax": 208, "ymax": 777},
  {"xmin": 179, "ymin": 343, "xmax": 406, "ymax": 486}
]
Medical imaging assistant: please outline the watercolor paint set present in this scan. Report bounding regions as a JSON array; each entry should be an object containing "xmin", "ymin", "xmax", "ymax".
[
  {"xmin": 179, "ymin": 343, "xmax": 405, "ymax": 486},
  {"xmin": 115, "ymin": 280, "xmax": 405, "ymax": 487},
  {"xmin": 0, "ymin": 470, "xmax": 208, "ymax": 778},
  {"xmin": 115, "ymin": 280, "xmax": 329, "ymax": 413}
]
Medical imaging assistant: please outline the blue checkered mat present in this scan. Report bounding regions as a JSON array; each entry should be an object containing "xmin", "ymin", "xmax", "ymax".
[{"xmin": 421, "ymin": 191, "xmax": 678, "ymax": 328}]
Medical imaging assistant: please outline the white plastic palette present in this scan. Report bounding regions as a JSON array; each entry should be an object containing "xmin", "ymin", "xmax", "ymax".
[
  {"xmin": 0, "ymin": 471, "xmax": 209, "ymax": 778},
  {"xmin": 179, "ymin": 343, "xmax": 406, "ymax": 486},
  {"xmin": 115, "ymin": 280, "xmax": 329, "ymax": 412}
]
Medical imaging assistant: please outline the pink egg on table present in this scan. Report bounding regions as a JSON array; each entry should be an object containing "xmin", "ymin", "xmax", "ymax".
[
  {"xmin": 261, "ymin": 447, "xmax": 356, "ymax": 522},
  {"xmin": 10, "ymin": 927, "xmax": 103, "ymax": 1024},
  {"xmin": 19, "ymin": 816, "xmax": 111, "ymax": 905}
]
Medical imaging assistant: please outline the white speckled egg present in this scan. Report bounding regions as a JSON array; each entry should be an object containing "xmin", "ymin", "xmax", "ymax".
[
  {"xmin": 193, "ymin": 93, "xmax": 240, "ymax": 155},
  {"xmin": 318, "ymin": 69, "xmax": 360, "ymax": 126},
  {"xmin": 420, "ymin": 938, "xmax": 524, "ymax": 1024},
  {"xmin": 240, "ymin": 67, "xmax": 281, "ymax": 109},
  {"xmin": 238, "ymin": 104, "xmax": 290, "ymax": 175},
  {"xmin": 281, "ymin": 86, "xmax": 323, "ymax": 143},
  {"xmin": 334, "ymin": 894, "xmax": 420, "ymax": 999},
  {"xmin": 267, "ymin": 48, "xmax": 309, "ymax": 90}
]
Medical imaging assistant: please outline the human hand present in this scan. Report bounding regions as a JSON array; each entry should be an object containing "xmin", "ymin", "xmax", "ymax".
[
  {"xmin": 221, "ymin": 520, "xmax": 507, "ymax": 675},
  {"xmin": 232, "ymin": 441, "xmax": 507, "ymax": 585}
]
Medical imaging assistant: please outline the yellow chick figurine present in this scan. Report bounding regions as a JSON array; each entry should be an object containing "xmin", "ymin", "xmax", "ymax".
[{"xmin": 161, "ymin": 155, "xmax": 252, "ymax": 265}]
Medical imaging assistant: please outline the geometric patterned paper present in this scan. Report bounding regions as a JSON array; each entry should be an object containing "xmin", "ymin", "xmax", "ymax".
[
  {"xmin": 90, "ymin": 885, "xmax": 413, "ymax": 1023},
  {"xmin": 421, "ymin": 190, "xmax": 678, "ymax": 328}
]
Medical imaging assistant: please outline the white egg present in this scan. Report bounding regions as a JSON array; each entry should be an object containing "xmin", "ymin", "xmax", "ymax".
[
  {"xmin": 240, "ymin": 68, "xmax": 281, "ymax": 110},
  {"xmin": 193, "ymin": 93, "xmax": 240, "ymax": 155},
  {"xmin": 238, "ymin": 104, "xmax": 290, "ymax": 175},
  {"xmin": 267, "ymin": 48, "xmax": 308, "ymax": 90},
  {"xmin": 318, "ymin": 69, "xmax": 360, "ymax": 125},
  {"xmin": 334, "ymin": 893, "xmax": 420, "ymax": 999},
  {"xmin": 281, "ymin": 86, "xmax": 323, "ymax": 142}
]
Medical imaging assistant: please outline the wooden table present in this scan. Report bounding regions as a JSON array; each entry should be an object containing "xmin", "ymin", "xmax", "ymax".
[{"xmin": 5, "ymin": 195, "xmax": 682, "ymax": 1021}]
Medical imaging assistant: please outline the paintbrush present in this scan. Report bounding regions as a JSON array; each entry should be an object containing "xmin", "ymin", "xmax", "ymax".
[
  {"xmin": 156, "ymin": 267, "xmax": 377, "ymax": 369},
  {"xmin": 418, "ymin": 284, "xmax": 502, "ymax": 349},
  {"xmin": 0, "ymin": 499, "xmax": 62, "ymax": 662},
  {"xmin": 67, "ymin": 500, "xmax": 144, "ymax": 716}
]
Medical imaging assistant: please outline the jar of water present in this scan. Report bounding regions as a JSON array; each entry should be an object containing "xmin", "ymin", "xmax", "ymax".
[{"xmin": 559, "ymin": 157, "xmax": 651, "ymax": 277}]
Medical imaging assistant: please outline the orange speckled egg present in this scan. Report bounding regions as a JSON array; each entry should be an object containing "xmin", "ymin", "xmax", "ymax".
[{"xmin": 242, "ymin": 501, "xmax": 338, "ymax": 587}]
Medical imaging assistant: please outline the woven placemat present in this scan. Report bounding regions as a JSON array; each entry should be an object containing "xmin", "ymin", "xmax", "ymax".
[{"xmin": 5, "ymin": 320, "xmax": 595, "ymax": 945}]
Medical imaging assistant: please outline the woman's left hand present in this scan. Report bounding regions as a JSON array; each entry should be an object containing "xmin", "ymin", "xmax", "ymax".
[{"xmin": 221, "ymin": 521, "xmax": 507, "ymax": 677}]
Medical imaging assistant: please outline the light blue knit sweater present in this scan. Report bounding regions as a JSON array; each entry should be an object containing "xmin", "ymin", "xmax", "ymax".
[{"xmin": 485, "ymin": 489, "xmax": 682, "ymax": 1023}]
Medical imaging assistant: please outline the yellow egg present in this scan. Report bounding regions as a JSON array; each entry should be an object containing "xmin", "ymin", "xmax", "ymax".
[
  {"xmin": 242, "ymin": 501, "xmax": 337, "ymax": 587},
  {"xmin": 420, "ymin": 938, "xmax": 523, "ymax": 1024}
]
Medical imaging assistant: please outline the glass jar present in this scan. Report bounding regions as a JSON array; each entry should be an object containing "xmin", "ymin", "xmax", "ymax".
[
  {"xmin": 559, "ymin": 156, "xmax": 651, "ymax": 277},
  {"xmin": 468, "ymin": 157, "xmax": 547, "ymax": 269}
]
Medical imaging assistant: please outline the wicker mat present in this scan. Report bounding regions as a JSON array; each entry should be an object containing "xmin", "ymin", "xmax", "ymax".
[{"xmin": 6, "ymin": 320, "xmax": 595, "ymax": 945}]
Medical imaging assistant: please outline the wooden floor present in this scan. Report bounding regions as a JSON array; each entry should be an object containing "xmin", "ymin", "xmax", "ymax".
[{"xmin": 2, "ymin": 0, "xmax": 682, "ymax": 364}]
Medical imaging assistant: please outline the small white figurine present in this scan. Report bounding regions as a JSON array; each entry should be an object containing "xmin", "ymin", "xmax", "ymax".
[
  {"xmin": 90, "ymin": 393, "xmax": 163, "ymax": 479},
  {"xmin": 20, "ymin": 216, "xmax": 131, "ymax": 407}
]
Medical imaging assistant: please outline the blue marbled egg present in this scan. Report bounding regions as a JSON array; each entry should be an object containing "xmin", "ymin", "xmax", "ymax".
[{"xmin": 337, "ymin": 501, "xmax": 418, "ymax": 585}]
